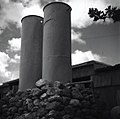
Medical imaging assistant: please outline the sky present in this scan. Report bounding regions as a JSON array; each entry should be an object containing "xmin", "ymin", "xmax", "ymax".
[{"xmin": 0, "ymin": 0, "xmax": 120, "ymax": 84}]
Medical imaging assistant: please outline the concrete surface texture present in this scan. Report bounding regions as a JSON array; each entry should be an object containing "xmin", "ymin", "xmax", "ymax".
[
  {"xmin": 19, "ymin": 15, "xmax": 43, "ymax": 91},
  {"xmin": 42, "ymin": 2, "xmax": 72, "ymax": 83}
]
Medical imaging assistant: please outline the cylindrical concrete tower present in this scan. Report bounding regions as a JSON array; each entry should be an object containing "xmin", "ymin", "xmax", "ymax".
[
  {"xmin": 19, "ymin": 15, "xmax": 43, "ymax": 91},
  {"xmin": 42, "ymin": 2, "xmax": 72, "ymax": 83}
]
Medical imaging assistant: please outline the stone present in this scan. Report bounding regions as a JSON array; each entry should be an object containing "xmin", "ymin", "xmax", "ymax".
[
  {"xmin": 36, "ymin": 117, "xmax": 40, "ymax": 119},
  {"xmin": 36, "ymin": 79, "xmax": 50, "ymax": 88},
  {"xmin": 6, "ymin": 91, "xmax": 14, "ymax": 97},
  {"xmin": 81, "ymin": 88, "xmax": 89, "ymax": 95},
  {"xmin": 39, "ymin": 101, "xmax": 47, "ymax": 107},
  {"xmin": 2, "ymin": 104, "xmax": 8, "ymax": 108},
  {"xmin": 33, "ymin": 99, "xmax": 40, "ymax": 106},
  {"xmin": 16, "ymin": 115, "xmax": 25, "ymax": 119},
  {"xmin": 24, "ymin": 113, "xmax": 33, "ymax": 119},
  {"xmin": 62, "ymin": 97, "xmax": 71, "ymax": 105},
  {"xmin": 54, "ymin": 81, "xmax": 65, "ymax": 89},
  {"xmin": 76, "ymin": 84, "xmax": 85, "ymax": 90},
  {"xmin": 8, "ymin": 106, "xmax": 18, "ymax": 114},
  {"xmin": 32, "ymin": 106, "xmax": 39, "ymax": 112},
  {"xmin": 47, "ymin": 110, "xmax": 62, "ymax": 119},
  {"xmin": 69, "ymin": 99, "xmax": 80, "ymax": 107},
  {"xmin": 23, "ymin": 101, "xmax": 26, "ymax": 106},
  {"xmin": 26, "ymin": 98, "xmax": 32, "ymax": 104},
  {"xmin": 31, "ymin": 112, "xmax": 37, "ymax": 118},
  {"xmin": 31, "ymin": 88, "xmax": 42, "ymax": 96},
  {"xmin": 62, "ymin": 114, "xmax": 72, "ymax": 119},
  {"xmin": 27, "ymin": 103, "xmax": 34, "ymax": 111},
  {"xmin": 36, "ymin": 108, "xmax": 47, "ymax": 117},
  {"xmin": 41, "ymin": 117, "xmax": 46, "ymax": 119},
  {"xmin": 16, "ymin": 91, "xmax": 24, "ymax": 97},
  {"xmin": 75, "ymin": 109, "xmax": 82, "ymax": 117},
  {"xmin": 71, "ymin": 87, "xmax": 83, "ymax": 100},
  {"xmin": 40, "ymin": 93, "xmax": 48, "ymax": 100},
  {"xmin": 9, "ymin": 97, "xmax": 17, "ymax": 103},
  {"xmin": 21, "ymin": 92, "xmax": 29, "ymax": 100},
  {"xmin": 64, "ymin": 105, "xmax": 75, "ymax": 115},
  {"xmin": 81, "ymin": 108, "xmax": 90, "ymax": 115},
  {"xmin": 81, "ymin": 100, "xmax": 91, "ymax": 108},
  {"xmin": 32, "ymin": 96, "xmax": 38, "ymax": 100},
  {"xmin": 46, "ymin": 87, "xmax": 56, "ymax": 96},
  {"xmin": 47, "ymin": 110, "xmax": 56, "ymax": 118},
  {"xmin": 18, "ymin": 108, "xmax": 24, "ymax": 114},
  {"xmin": 73, "ymin": 118, "xmax": 82, "ymax": 119},
  {"xmin": 48, "ymin": 95, "xmax": 62, "ymax": 102},
  {"xmin": 7, "ymin": 115, "xmax": 13, "ymax": 119},
  {"xmin": 0, "ymin": 81, "xmax": 107, "ymax": 119},
  {"xmin": 16, "ymin": 100, "xmax": 23, "ymax": 107},
  {"xmin": 84, "ymin": 95, "xmax": 92, "ymax": 101},
  {"xmin": 26, "ymin": 89, "xmax": 32, "ymax": 93},
  {"xmin": 59, "ymin": 88, "xmax": 71, "ymax": 97},
  {"xmin": 46, "ymin": 101, "xmax": 63, "ymax": 111},
  {"xmin": 14, "ymin": 113, "xmax": 20, "ymax": 118},
  {"xmin": 111, "ymin": 106, "xmax": 120, "ymax": 119}
]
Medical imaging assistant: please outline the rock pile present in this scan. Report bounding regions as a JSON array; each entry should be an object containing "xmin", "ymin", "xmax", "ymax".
[{"xmin": 0, "ymin": 80, "xmax": 108, "ymax": 119}]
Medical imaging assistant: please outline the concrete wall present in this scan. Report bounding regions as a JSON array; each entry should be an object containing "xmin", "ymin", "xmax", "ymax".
[
  {"xmin": 42, "ymin": 2, "xmax": 72, "ymax": 83},
  {"xmin": 19, "ymin": 15, "xmax": 43, "ymax": 91}
]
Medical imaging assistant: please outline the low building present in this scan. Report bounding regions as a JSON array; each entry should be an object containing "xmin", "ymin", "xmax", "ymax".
[
  {"xmin": 93, "ymin": 64, "xmax": 120, "ymax": 109},
  {"xmin": 0, "ymin": 79, "xmax": 19, "ymax": 99},
  {"xmin": 0, "ymin": 60, "xmax": 120, "ymax": 109},
  {"xmin": 72, "ymin": 60, "xmax": 109, "ymax": 82}
]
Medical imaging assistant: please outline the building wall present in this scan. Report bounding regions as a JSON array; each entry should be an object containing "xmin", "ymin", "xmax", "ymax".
[
  {"xmin": 93, "ymin": 66, "xmax": 120, "ymax": 109},
  {"xmin": 72, "ymin": 61, "xmax": 109, "ymax": 82},
  {"xmin": 0, "ymin": 79, "xmax": 19, "ymax": 99},
  {"xmin": 72, "ymin": 64, "xmax": 94, "ymax": 79},
  {"xmin": 0, "ymin": 61, "xmax": 120, "ymax": 110}
]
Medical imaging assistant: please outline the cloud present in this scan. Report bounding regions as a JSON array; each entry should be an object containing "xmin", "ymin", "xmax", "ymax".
[
  {"xmin": 72, "ymin": 50, "xmax": 103, "ymax": 65},
  {"xmin": 8, "ymin": 54, "xmax": 20, "ymax": 80},
  {"xmin": 10, "ymin": 54, "xmax": 20, "ymax": 63},
  {"xmin": 68, "ymin": 0, "xmax": 108, "ymax": 28},
  {"xmin": 0, "ymin": 0, "xmax": 119, "ymax": 33},
  {"xmin": 0, "ymin": 0, "xmax": 113, "ymax": 33},
  {"xmin": 0, "ymin": 51, "xmax": 20, "ymax": 83},
  {"xmin": 0, "ymin": 52, "xmax": 10, "ymax": 73},
  {"xmin": 0, "ymin": 0, "xmax": 24, "ymax": 31},
  {"xmin": 0, "ymin": 37, "xmax": 21, "ymax": 83},
  {"xmin": 71, "ymin": 29, "xmax": 86, "ymax": 44},
  {"xmin": 0, "ymin": 52, "xmax": 12, "ymax": 83},
  {"xmin": 22, "ymin": 4, "xmax": 43, "ymax": 17},
  {"xmin": 8, "ymin": 37, "xmax": 21, "ymax": 52},
  {"xmin": 0, "ymin": 0, "xmax": 119, "ymax": 84},
  {"xmin": 104, "ymin": 0, "xmax": 120, "ymax": 7},
  {"xmin": 21, "ymin": 0, "xmax": 68, "ymax": 17}
]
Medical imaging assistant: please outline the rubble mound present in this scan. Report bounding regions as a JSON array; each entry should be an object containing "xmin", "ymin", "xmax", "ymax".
[{"xmin": 0, "ymin": 80, "xmax": 108, "ymax": 119}]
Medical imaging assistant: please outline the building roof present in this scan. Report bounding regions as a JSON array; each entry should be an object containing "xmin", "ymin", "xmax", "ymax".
[
  {"xmin": 95, "ymin": 63, "xmax": 120, "ymax": 72},
  {"xmin": 0, "ymin": 79, "xmax": 19, "ymax": 88},
  {"xmin": 72, "ymin": 60, "xmax": 110, "ymax": 69}
]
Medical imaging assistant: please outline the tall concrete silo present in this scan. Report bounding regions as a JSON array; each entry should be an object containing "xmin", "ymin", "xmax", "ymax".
[
  {"xmin": 19, "ymin": 15, "xmax": 43, "ymax": 91},
  {"xmin": 42, "ymin": 2, "xmax": 72, "ymax": 83}
]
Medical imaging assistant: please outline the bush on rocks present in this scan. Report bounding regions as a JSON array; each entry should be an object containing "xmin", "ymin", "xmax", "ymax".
[{"xmin": 0, "ymin": 80, "xmax": 109, "ymax": 119}]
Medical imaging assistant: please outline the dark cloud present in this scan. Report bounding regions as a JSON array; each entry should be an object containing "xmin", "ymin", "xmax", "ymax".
[
  {"xmin": 10, "ymin": 0, "xmax": 70, "ymax": 7},
  {"xmin": 0, "ymin": 4, "xmax": 2, "ymax": 10},
  {"xmin": 39, "ymin": 0, "xmax": 70, "ymax": 7},
  {"xmin": 10, "ymin": 0, "xmax": 19, "ymax": 2},
  {"xmin": 0, "ymin": 23, "xmax": 20, "ymax": 52}
]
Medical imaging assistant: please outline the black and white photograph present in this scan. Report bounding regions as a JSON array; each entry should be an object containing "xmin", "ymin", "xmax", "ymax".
[{"xmin": 0, "ymin": 0, "xmax": 120, "ymax": 119}]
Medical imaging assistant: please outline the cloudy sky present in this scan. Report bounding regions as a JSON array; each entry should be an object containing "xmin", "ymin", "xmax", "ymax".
[{"xmin": 0, "ymin": 0, "xmax": 120, "ymax": 84}]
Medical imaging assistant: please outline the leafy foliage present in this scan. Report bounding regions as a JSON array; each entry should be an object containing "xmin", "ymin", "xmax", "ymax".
[{"xmin": 88, "ymin": 5, "xmax": 120, "ymax": 22}]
